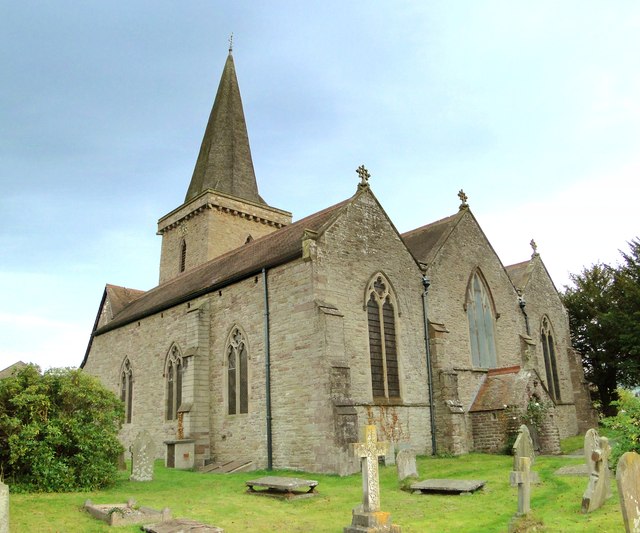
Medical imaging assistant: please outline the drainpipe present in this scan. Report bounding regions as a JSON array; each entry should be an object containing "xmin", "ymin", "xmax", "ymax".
[
  {"xmin": 518, "ymin": 295, "xmax": 530, "ymax": 336},
  {"xmin": 262, "ymin": 268, "xmax": 273, "ymax": 470},
  {"xmin": 421, "ymin": 275, "xmax": 437, "ymax": 456}
]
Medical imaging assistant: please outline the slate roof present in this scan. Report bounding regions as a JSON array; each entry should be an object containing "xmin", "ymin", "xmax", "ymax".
[
  {"xmin": 95, "ymin": 197, "xmax": 351, "ymax": 335},
  {"xmin": 505, "ymin": 259, "xmax": 533, "ymax": 291},
  {"xmin": 0, "ymin": 361, "xmax": 27, "ymax": 379},
  {"xmin": 401, "ymin": 211, "xmax": 463, "ymax": 265},
  {"xmin": 469, "ymin": 366, "xmax": 522, "ymax": 412},
  {"xmin": 185, "ymin": 52, "xmax": 263, "ymax": 205},
  {"xmin": 105, "ymin": 284, "xmax": 146, "ymax": 317}
]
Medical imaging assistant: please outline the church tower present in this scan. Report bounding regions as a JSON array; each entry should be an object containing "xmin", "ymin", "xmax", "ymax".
[{"xmin": 157, "ymin": 50, "xmax": 291, "ymax": 284}]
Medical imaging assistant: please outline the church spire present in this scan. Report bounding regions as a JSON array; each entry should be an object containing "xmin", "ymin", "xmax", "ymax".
[{"xmin": 185, "ymin": 50, "xmax": 263, "ymax": 204}]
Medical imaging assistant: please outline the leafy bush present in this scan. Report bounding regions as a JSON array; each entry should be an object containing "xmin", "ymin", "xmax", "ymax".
[
  {"xmin": 602, "ymin": 388, "xmax": 640, "ymax": 468},
  {"xmin": 0, "ymin": 365, "xmax": 124, "ymax": 492}
]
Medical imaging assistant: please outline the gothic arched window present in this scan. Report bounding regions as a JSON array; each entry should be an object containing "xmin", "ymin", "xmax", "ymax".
[
  {"xmin": 366, "ymin": 273, "xmax": 400, "ymax": 400},
  {"xmin": 466, "ymin": 270, "xmax": 497, "ymax": 368},
  {"xmin": 120, "ymin": 357, "xmax": 133, "ymax": 424},
  {"xmin": 165, "ymin": 345, "xmax": 183, "ymax": 421},
  {"xmin": 227, "ymin": 327, "xmax": 248, "ymax": 415},
  {"xmin": 541, "ymin": 316, "xmax": 561, "ymax": 401}
]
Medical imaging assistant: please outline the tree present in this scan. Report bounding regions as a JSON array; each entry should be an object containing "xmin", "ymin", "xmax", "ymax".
[
  {"xmin": 0, "ymin": 365, "xmax": 124, "ymax": 492},
  {"xmin": 562, "ymin": 239, "xmax": 640, "ymax": 416}
]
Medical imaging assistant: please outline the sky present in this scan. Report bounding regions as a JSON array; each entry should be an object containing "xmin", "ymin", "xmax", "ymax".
[{"xmin": 1, "ymin": 2, "xmax": 639, "ymax": 370}]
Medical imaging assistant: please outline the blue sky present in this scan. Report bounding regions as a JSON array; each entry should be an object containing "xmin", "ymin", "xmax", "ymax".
[{"xmin": 1, "ymin": 2, "xmax": 639, "ymax": 369}]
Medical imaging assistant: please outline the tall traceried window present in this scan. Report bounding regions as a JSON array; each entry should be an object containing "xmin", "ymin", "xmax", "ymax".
[
  {"xmin": 165, "ymin": 345, "xmax": 183, "ymax": 421},
  {"xmin": 120, "ymin": 357, "xmax": 133, "ymax": 424},
  {"xmin": 227, "ymin": 327, "xmax": 248, "ymax": 415},
  {"xmin": 541, "ymin": 316, "xmax": 561, "ymax": 401},
  {"xmin": 366, "ymin": 273, "xmax": 400, "ymax": 400},
  {"xmin": 179, "ymin": 239, "xmax": 187, "ymax": 273},
  {"xmin": 466, "ymin": 270, "xmax": 497, "ymax": 368}
]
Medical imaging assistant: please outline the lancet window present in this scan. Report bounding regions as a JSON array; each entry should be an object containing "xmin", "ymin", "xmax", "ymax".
[
  {"xmin": 366, "ymin": 273, "xmax": 400, "ymax": 400},
  {"xmin": 466, "ymin": 270, "xmax": 497, "ymax": 368},
  {"xmin": 227, "ymin": 327, "xmax": 248, "ymax": 415},
  {"xmin": 179, "ymin": 239, "xmax": 187, "ymax": 273},
  {"xmin": 541, "ymin": 316, "xmax": 561, "ymax": 401},
  {"xmin": 120, "ymin": 357, "xmax": 133, "ymax": 424},
  {"xmin": 165, "ymin": 345, "xmax": 183, "ymax": 421}
]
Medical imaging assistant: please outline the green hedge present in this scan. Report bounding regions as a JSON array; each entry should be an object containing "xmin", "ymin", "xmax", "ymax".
[{"xmin": 0, "ymin": 365, "xmax": 124, "ymax": 492}]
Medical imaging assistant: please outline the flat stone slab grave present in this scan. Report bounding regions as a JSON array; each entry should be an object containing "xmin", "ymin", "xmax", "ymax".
[
  {"xmin": 245, "ymin": 476, "xmax": 318, "ymax": 499},
  {"xmin": 410, "ymin": 479, "xmax": 486, "ymax": 495},
  {"xmin": 142, "ymin": 519, "xmax": 224, "ymax": 532},
  {"xmin": 84, "ymin": 499, "xmax": 171, "ymax": 527}
]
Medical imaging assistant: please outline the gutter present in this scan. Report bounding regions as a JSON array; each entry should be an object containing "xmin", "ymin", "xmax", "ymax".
[{"xmin": 421, "ymin": 275, "xmax": 437, "ymax": 455}]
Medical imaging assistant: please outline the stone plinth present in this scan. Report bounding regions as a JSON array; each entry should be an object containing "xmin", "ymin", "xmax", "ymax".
[
  {"xmin": 165, "ymin": 439, "xmax": 195, "ymax": 470},
  {"xmin": 345, "ymin": 508, "xmax": 401, "ymax": 533}
]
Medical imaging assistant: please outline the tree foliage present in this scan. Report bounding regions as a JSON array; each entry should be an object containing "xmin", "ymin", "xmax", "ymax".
[
  {"xmin": 0, "ymin": 365, "xmax": 124, "ymax": 492},
  {"xmin": 562, "ymin": 238, "xmax": 640, "ymax": 415},
  {"xmin": 602, "ymin": 389, "xmax": 640, "ymax": 469}
]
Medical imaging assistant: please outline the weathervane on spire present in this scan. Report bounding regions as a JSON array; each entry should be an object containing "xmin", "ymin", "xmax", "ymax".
[
  {"xmin": 458, "ymin": 189, "xmax": 469, "ymax": 209},
  {"xmin": 357, "ymin": 165, "xmax": 371, "ymax": 188},
  {"xmin": 228, "ymin": 33, "xmax": 234, "ymax": 53},
  {"xmin": 530, "ymin": 239, "xmax": 538, "ymax": 257}
]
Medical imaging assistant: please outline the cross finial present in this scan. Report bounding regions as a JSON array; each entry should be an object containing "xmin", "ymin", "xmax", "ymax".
[
  {"xmin": 530, "ymin": 239, "xmax": 538, "ymax": 257},
  {"xmin": 357, "ymin": 165, "xmax": 371, "ymax": 188},
  {"xmin": 458, "ymin": 189, "xmax": 469, "ymax": 209},
  {"xmin": 228, "ymin": 33, "xmax": 234, "ymax": 53}
]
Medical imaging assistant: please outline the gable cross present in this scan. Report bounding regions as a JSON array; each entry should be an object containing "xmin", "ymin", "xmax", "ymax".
[
  {"xmin": 458, "ymin": 189, "xmax": 469, "ymax": 209},
  {"xmin": 357, "ymin": 165, "xmax": 371, "ymax": 188},
  {"xmin": 353, "ymin": 425, "xmax": 388, "ymax": 513},
  {"xmin": 228, "ymin": 33, "xmax": 234, "ymax": 53},
  {"xmin": 530, "ymin": 239, "xmax": 538, "ymax": 257}
]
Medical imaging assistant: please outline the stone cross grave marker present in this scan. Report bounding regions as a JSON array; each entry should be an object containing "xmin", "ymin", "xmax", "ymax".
[
  {"xmin": 616, "ymin": 451, "xmax": 640, "ymax": 533},
  {"xmin": 581, "ymin": 428, "xmax": 612, "ymax": 513},
  {"xmin": 0, "ymin": 478, "xmax": 9, "ymax": 533},
  {"xmin": 344, "ymin": 425, "xmax": 401, "ymax": 533},
  {"xmin": 354, "ymin": 425, "xmax": 387, "ymax": 513},
  {"xmin": 130, "ymin": 430, "xmax": 156, "ymax": 482},
  {"xmin": 510, "ymin": 425, "xmax": 534, "ymax": 516},
  {"xmin": 396, "ymin": 448, "xmax": 418, "ymax": 482}
]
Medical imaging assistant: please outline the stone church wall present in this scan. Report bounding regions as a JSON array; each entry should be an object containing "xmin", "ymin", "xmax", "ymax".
[
  {"xmin": 312, "ymin": 190, "xmax": 432, "ymax": 458},
  {"xmin": 520, "ymin": 258, "xmax": 578, "ymax": 439},
  {"xmin": 424, "ymin": 211, "xmax": 529, "ymax": 451},
  {"xmin": 84, "ymin": 297, "xmax": 204, "ymax": 460}
]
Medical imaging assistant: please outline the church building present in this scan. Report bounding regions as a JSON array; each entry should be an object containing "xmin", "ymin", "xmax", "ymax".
[{"xmin": 81, "ymin": 50, "xmax": 595, "ymax": 474}]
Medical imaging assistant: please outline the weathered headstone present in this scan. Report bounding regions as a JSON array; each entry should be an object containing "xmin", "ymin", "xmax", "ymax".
[
  {"xmin": 616, "ymin": 451, "xmax": 640, "ymax": 533},
  {"xmin": 130, "ymin": 430, "xmax": 156, "ymax": 482},
  {"xmin": 510, "ymin": 425, "xmax": 534, "ymax": 516},
  {"xmin": 0, "ymin": 478, "xmax": 9, "ymax": 533},
  {"xmin": 344, "ymin": 425, "xmax": 401, "ymax": 533},
  {"xmin": 396, "ymin": 448, "xmax": 418, "ymax": 482},
  {"xmin": 581, "ymin": 428, "xmax": 611, "ymax": 513}
]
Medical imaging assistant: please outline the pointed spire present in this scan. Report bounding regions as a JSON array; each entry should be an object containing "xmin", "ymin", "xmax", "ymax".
[{"xmin": 185, "ymin": 51, "xmax": 263, "ymax": 204}]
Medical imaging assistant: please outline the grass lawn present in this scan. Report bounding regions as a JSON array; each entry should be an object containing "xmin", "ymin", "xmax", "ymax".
[{"xmin": 9, "ymin": 451, "xmax": 623, "ymax": 532}]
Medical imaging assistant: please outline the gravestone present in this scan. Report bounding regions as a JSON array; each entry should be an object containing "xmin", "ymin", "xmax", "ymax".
[
  {"xmin": 510, "ymin": 425, "xmax": 534, "ymax": 516},
  {"xmin": 344, "ymin": 425, "xmax": 401, "ymax": 533},
  {"xmin": 131, "ymin": 430, "xmax": 156, "ymax": 482},
  {"xmin": 581, "ymin": 428, "xmax": 612, "ymax": 513},
  {"xmin": 616, "ymin": 451, "xmax": 640, "ymax": 533},
  {"xmin": 396, "ymin": 448, "xmax": 418, "ymax": 482},
  {"xmin": 0, "ymin": 478, "xmax": 9, "ymax": 533}
]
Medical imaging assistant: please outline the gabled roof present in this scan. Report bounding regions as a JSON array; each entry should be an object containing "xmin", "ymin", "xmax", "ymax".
[
  {"xmin": 505, "ymin": 259, "xmax": 533, "ymax": 292},
  {"xmin": 185, "ymin": 52, "xmax": 263, "ymax": 205},
  {"xmin": 94, "ymin": 196, "xmax": 351, "ymax": 335},
  {"xmin": 401, "ymin": 211, "xmax": 464, "ymax": 265},
  {"xmin": 0, "ymin": 361, "xmax": 28, "ymax": 379},
  {"xmin": 105, "ymin": 284, "xmax": 146, "ymax": 317}
]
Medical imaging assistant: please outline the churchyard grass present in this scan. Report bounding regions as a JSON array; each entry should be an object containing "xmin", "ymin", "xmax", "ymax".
[{"xmin": 10, "ymin": 451, "xmax": 623, "ymax": 532}]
